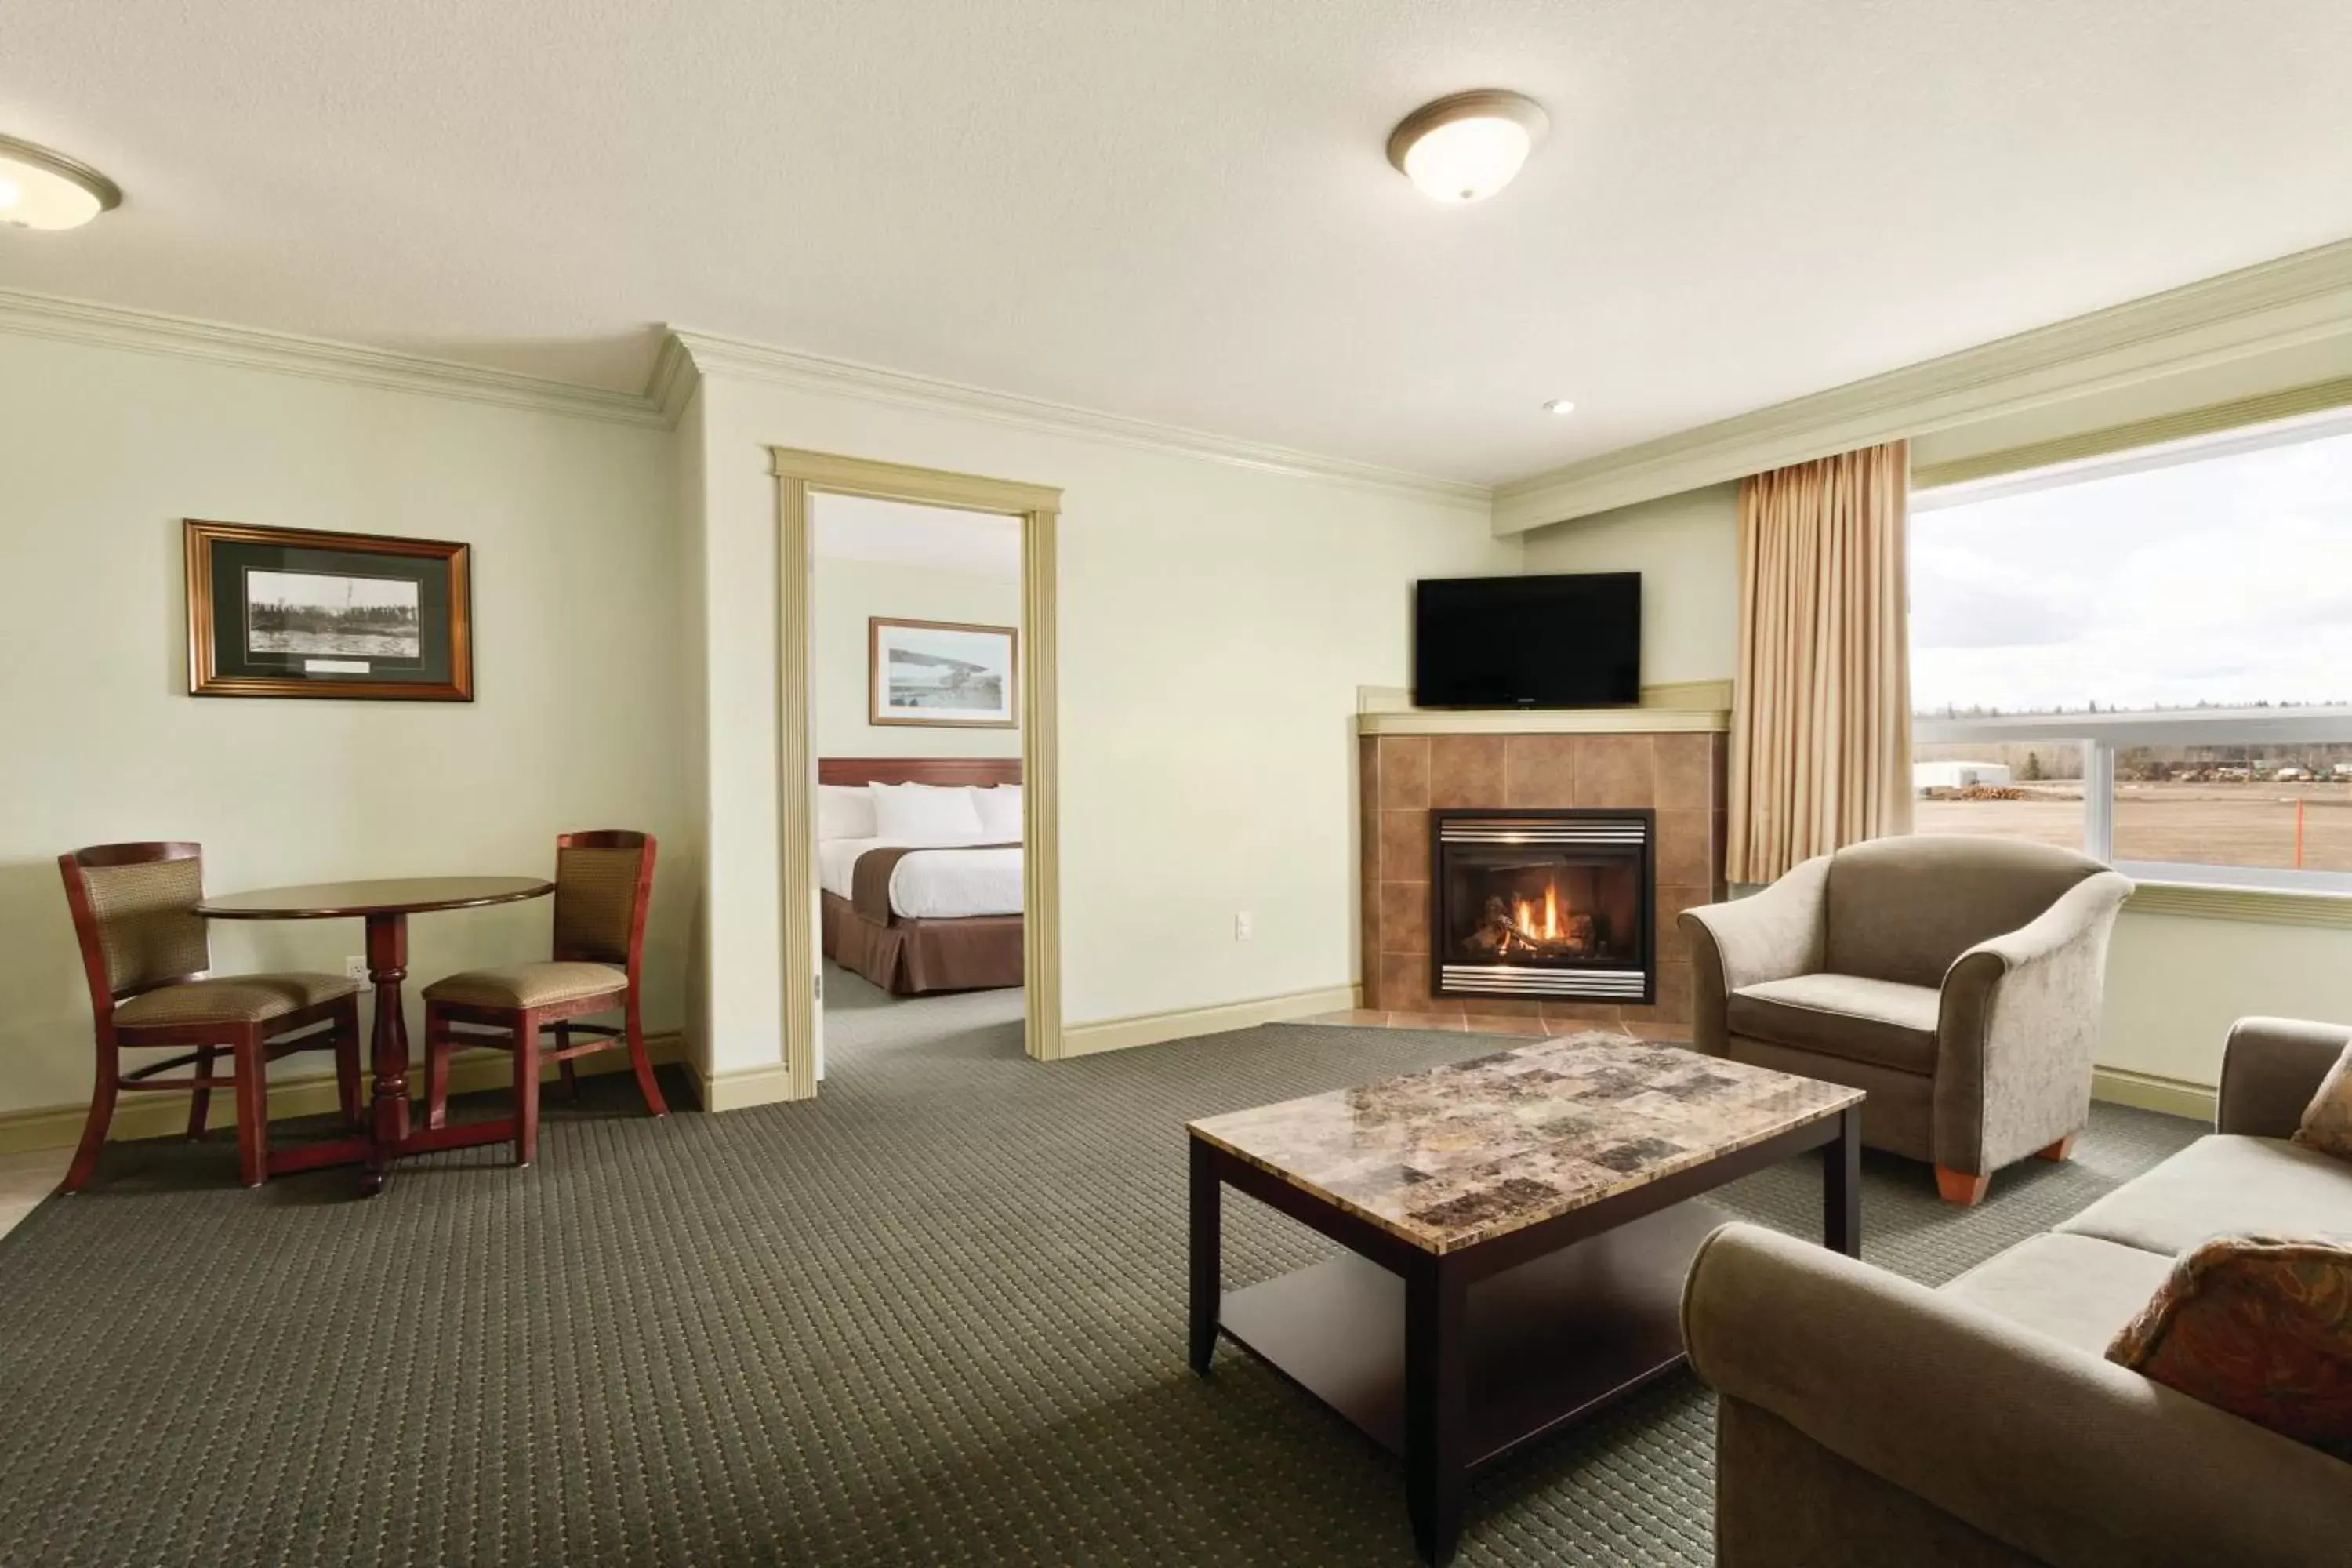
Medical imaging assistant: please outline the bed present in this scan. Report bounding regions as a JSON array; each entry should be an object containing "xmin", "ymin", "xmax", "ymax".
[{"xmin": 817, "ymin": 757, "xmax": 1024, "ymax": 996}]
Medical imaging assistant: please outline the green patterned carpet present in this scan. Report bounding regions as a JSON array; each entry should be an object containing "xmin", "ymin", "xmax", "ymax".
[{"xmin": 0, "ymin": 1013, "xmax": 2198, "ymax": 1566}]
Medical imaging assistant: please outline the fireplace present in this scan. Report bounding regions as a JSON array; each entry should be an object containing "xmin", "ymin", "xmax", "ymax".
[{"xmin": 1430, "ymin": 809, "xmax": 1655, "ymax": 1002}]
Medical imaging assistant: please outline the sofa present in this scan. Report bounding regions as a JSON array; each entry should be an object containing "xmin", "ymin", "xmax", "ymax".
[
  {"xmin": 1680, "ymin": 835, "xmax": 2134, "ymax": 1203},
  {"xmin": 1682, "ymin": 1016, "xmax": 2352, "ymax": 1567}
]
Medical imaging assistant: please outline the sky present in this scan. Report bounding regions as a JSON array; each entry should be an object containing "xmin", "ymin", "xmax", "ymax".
[
  {"xmin": 246, "ymin": 569, "xmax": 418, "ymax": 611},
  {"xmin": 1911, "ymin": 423, "xmax": 2352, "ymax": 714}
]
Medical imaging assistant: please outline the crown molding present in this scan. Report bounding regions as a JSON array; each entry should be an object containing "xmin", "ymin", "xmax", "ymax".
[
  {"xmin": 670, "ymin": 328, "xmax": 1492, "ymax": 510},
  {"xmin": 0, "ymin": 287, "xmax": 671, "ymax": 428},
  {"xmin": 646, "ymin": 331, "xmax": 702, "ymax": 426},
  {"xmin": 1493, "ymin": 234, "xmax": 2352, "ymax": 534}
]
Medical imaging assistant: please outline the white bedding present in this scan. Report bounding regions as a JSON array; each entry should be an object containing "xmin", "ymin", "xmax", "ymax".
[{"xmin": 817, "ymin": 837, "xmax": 1025, "ymax": 920}]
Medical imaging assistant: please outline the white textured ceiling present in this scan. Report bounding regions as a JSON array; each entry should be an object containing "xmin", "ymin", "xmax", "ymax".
[
  {"xmin": 5, "ymin": 2, "xmax": 2351, "ymax": 485},
  {"xmin": 813, "ymin": 495, "xmax": 1022, "ymax": 579}
]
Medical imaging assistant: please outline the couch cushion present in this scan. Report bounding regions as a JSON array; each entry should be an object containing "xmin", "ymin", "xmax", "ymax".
[
  {"xmin": 1941, "ymin": 1232, "xmax": 2180, "ymax": 1356},
  {"xmin": 1727, "ymin": 972, "xmax": 1940, "ymax": 1075},
  {"xmin": 2292, "ymin": 1038, "xmax": 2352, "ymax": 1160},
  {"xmin": 1824, "ymin": 834, "xmax": 2103, "ymax": 988},
  {"xmin": 2055, "ymin": 1135, "xmax": 2352, "ymax": 1257},
  {"xmin": 2107, "ymin": 1234, "xmax": 2352, "ymax": 1458}
]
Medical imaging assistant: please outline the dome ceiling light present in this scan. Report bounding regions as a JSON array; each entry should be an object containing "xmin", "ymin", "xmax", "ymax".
[
  {"xmin": 0, "ymin": 134, "xmax": 122, "ymax": 230},
  {"xmin": 1386, "ymin": 90, "xmax": 1548, "ymax": 204}
]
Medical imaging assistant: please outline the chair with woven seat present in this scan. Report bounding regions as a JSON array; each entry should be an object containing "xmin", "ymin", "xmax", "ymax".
[
  {"xmin": 58, "ymin": 841, "xmax": 362, "ymax": 1192},
  {"xmin": 421, "ymin": 830, "xmax": 666, "ymax": 1164}
]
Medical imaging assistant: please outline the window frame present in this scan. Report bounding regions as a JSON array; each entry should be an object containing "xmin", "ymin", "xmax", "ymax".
[{"xmin": 1912, "ymin": 709, "xmax": 2352, "ymax": 895}]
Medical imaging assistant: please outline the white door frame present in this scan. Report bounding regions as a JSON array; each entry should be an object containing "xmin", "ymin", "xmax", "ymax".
[{"xmin": 771, "ymin": 446, "xmax": 1063, "ymax": 1095}]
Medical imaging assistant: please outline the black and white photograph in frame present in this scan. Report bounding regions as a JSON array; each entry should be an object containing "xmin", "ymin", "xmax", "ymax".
[
  {"xmin": 868, "ymin": 617, "xmax": 1018, "ymax": 728},
  {"xmin": 185, "ymin": 519, "xmax": 473, "ymax": 701}
]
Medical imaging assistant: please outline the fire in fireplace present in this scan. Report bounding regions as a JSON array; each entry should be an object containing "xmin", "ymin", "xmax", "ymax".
[{"xmin": 1432, "ymin": 810, "xmax": 1655, "ymax": 1001}]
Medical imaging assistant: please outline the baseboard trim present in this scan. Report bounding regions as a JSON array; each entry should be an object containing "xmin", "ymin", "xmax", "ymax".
[
  {"xmin": 2092, "ymin": 1065, "xmax": 2217, "ymax": 1122},
  {"xmin": 685, "ymin": 1058, "xmax": 810, "ymax": 1112},
  {"xmin": 0, "ymin": 1032, "xmax": 686, "ymax": 1156},
  {"xmin": 1059, "ymin": 984, "xmax": 1363, "ymax": 1058}
]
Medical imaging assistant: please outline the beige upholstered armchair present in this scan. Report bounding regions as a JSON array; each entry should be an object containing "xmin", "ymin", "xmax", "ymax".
[{"xmin": 1679, "ymin": 836, "xmax": 2132, "ymax": 1204}]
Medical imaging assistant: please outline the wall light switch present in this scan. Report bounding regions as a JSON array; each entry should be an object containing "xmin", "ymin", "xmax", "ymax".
[{"xmin": 1234, "ymin": 911, "xmax": 1254, "ymax": 941}]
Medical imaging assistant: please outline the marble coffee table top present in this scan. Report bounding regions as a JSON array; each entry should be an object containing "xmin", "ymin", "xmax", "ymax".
[{"xmin": 1188, "ymin": 1035, "xmax": 1862, "ymax": 1254}]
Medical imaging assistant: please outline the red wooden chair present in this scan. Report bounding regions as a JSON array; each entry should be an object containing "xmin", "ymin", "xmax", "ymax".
[
  {"xmin": 58, "ymin": 842, "xmax": 362, "ymax": 1191},
  {"xmin": 421, "ymin": 830, "xmax": 666, "ymax": 1165}
]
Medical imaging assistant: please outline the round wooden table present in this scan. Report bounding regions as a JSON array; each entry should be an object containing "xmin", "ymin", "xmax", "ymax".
[{"xmin": 197, "ymin": 877, "xmax": 553, "ymax": 1195}]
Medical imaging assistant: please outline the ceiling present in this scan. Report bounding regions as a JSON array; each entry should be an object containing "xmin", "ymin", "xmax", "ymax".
[
  {"xmin": 813, "ymin": 495, "xmax": 1022, "ymax": 579},
  {"xmin": 5, "ymin": 2, "xmax": 2351, "ymax": 486}
]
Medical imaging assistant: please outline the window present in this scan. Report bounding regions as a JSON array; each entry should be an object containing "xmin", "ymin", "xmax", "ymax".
[{"xmin": 1910, "ymin": 416, "xmax": 2352, "ymax": 890}]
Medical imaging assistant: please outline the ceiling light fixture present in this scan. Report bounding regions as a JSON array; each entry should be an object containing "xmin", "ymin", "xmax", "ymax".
[
  {"xmin": 1387, "ymin": 90, "xmax": 1548, "ymax": 204},
  {"xmin": 0, "ymin": 135, "xmax": 122, "ymax": 230},
  {"xmin": 1542, "ymin": 399, "xmax": 1577, "ymax": 416}
]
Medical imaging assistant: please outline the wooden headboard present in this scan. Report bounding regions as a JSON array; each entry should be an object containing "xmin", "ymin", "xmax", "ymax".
[{"xmin": 818, "ymin": 757, "xmax": 1022, "ymax": 787}]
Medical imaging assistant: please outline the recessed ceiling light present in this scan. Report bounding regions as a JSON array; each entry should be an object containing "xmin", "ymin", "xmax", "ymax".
[
  {"xmin": 1386, "ymin": 90, "xmax": 1548, "ymax": 204},
  {"xmin": 0, "ymin": 135, "xmax": 122, "ymax": 231},
  {"xmin": 1542, "ymin": 399, "xmax": 1577, "ymax": 416}
]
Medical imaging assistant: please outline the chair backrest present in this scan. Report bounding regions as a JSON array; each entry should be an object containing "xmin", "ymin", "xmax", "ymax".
[
  {"xmin": 552, "ymin": 830, "xmax": 655, "ymax": 975},
  {"xmin": 58, "ymin": 842, "xmax": 212, "ymax": 1013},
  {"xmin": 1824, "ymin": 833, "xmax": 2107, "ymax": 988}
]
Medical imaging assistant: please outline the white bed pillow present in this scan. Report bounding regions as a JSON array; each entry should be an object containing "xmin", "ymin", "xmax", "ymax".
[
  {"xmin": 817, "ymin": 784, "xmax": 879, "ymax": 841},
  {"xmin": 970, "ymin": 784, "xmax": 1023, "ymax": 840},
  {"xmin": 869, "ymin": 781, "xmax": 986, "ymax": 844}
]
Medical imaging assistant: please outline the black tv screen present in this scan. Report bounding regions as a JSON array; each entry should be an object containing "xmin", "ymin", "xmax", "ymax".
[{"xmin": 1414, "ymin": 572, "xmax": 1642, "ymax": 709}]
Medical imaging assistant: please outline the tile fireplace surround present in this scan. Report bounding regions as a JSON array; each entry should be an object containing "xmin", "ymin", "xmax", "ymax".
[{"xmin": 1357, "ymin": 722, "xmax": 1728, "ymax": 1031}]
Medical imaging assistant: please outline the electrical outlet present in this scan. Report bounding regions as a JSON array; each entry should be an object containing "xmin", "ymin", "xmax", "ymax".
[
  {"xmin": 1234, "ymin": 911, "xmax": 1254, "ymax": 941},
  {"xmin": 343, "ymin": 956, "xmax": 372, "ymax": 987}
]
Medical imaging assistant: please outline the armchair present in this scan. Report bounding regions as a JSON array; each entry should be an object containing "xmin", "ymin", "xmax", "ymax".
[{"xmin": 1680, "ymin": 835, "xmax": 2132, "ymax": 1203}]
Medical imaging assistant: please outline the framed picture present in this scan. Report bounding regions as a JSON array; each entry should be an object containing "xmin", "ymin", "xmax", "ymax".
[
  {"xmin": 869, "ymin": 617, "xmax": 1018, "ymax": 728},
  {"xmin": 184, "ymin": 520, "xmax": 473, "ymax": 701}
]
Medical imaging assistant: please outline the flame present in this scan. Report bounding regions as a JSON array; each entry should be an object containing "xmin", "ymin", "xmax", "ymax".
[{"xmin": 1543, "ymin": 881, "xmax": 1559, "ymax": 940}]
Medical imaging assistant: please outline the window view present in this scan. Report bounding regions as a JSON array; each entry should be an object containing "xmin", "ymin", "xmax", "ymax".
[{"xmin": 1910, "ymin": 419, "xmax": 2352, "ymax": 882}]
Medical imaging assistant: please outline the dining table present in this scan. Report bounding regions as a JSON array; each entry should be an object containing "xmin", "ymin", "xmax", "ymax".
[{"xmin": 194, "ymin": 875, "xmax": 553, "ymax": 1195}]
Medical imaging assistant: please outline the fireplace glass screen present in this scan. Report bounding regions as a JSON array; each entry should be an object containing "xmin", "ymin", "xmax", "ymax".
[{"xmin": 1432, "ymin": 812, "xmax": 1654, "ymax": 1001}]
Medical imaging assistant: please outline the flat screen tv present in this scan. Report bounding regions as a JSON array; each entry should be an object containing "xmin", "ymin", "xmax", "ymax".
[{"xmin": 1414, "ymin": 572, "xmax": 1641, "ymax": 709}]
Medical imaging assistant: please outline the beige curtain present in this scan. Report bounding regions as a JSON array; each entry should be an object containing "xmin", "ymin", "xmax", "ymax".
[{"xmin": 1726, "ymin": 441, "xmax": 1913, "ymax": 884}]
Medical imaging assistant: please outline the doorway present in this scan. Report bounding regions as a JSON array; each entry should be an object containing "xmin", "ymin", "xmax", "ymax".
[{"xmin": 771, "ymin": 448, "xmax": 1062, "ymax": 1099}]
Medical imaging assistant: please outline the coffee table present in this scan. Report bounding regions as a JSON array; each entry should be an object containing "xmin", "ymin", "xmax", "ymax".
[{"xmin": 1186, "ymin": 1036, "xmax": 1864, "ymax": 1566}]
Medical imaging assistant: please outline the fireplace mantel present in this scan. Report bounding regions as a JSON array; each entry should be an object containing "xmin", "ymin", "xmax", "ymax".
[
  {"xmin": 1356, "ymin": 708, "xmax": 1726, "ymax": 736},
  {"xmin": 1353, "ymin": 681, "xmax": 1730, "ymax": 737}
]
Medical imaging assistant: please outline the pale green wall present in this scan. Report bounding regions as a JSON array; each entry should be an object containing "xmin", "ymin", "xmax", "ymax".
[{"xmin": 0, "ymin": 332, "xmax": 688, "ymax": 1116}]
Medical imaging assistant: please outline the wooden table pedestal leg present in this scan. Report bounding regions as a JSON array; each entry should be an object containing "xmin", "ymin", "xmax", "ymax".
[{"xmin": 360, "ymin": 912, "xmax": 410, "ymax": 1197}]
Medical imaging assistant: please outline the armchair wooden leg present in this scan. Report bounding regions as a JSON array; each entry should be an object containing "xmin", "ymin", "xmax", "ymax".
[
  {"xmin": 1934, "ymin": 1167, "xmax": 1990, "ymax": 1207},
  {"xmin": 62, "ymin": 1046, "xmax": 119, "ymax": 1195},
  {"xmin": 234, "ymin": 1030, "xmax": 268, "ymax": 1189},
  {"xmin": 625, "ymin": 992, "xmax": 668, "ymax": 1118},
  {"xmin": 514, "ymin": 1018, "xmax": 541, "ymax": 1167},
  {"xmin": 423, "ymin": 1006, "xmax": 452, "ymax": 1132},
  {"xmin": 2035, "ymin": 1134, "xmax": 2077, "ymax": 1163},
  {"xmin": 187, "ymin": 1044, "xmax": 216, "ymax": 1138}
]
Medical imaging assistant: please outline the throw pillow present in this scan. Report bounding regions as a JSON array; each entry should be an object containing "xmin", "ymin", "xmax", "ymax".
[
  {"xmin": 2107, "ymin": 1233, "xmax": 2352, "ymax": 1459},
  {"xmin": 2292, "ymin": 1041, "xmax": 2352, "ymax": 1160}
]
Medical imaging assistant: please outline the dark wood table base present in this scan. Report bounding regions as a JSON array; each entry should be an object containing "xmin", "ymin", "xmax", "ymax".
[
  {"xmin": 195, "ymin": 876, "xmax": 554, "ymax": 1195},
  {"xmin": 1192, "ymin": 1105, "xmax": 1864, "ymax": 1566}
]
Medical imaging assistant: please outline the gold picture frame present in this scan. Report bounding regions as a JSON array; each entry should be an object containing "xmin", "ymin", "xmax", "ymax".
[{"xmin": 185, "ymin": 519, "xmax": 473, "ymax": 701}]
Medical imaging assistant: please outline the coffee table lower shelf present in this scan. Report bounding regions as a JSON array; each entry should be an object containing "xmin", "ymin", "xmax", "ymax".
[{"xmin": 1218, "ymin": 1199, "xmax": 1730, "ymax": 1469}]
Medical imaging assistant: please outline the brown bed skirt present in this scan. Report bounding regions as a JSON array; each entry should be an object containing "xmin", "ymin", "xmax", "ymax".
[{"xmin": 822, "ymin": 891, "xmax": 1023, "ymax": 996}]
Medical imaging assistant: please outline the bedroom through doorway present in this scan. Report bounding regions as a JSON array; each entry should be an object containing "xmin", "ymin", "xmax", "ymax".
[{"xmin": 811, "ymin": 495, "xmax": 1028, "ymax": 1076}]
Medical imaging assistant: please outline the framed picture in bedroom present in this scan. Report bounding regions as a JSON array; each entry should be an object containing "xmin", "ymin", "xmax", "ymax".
[
  {"xmin": 869, "ymin": 617, "xmax": 1018, "ymax": 728},
  {"xmin": 184, "ymin": 519, "xmax": 473, "ymax": 700}
]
